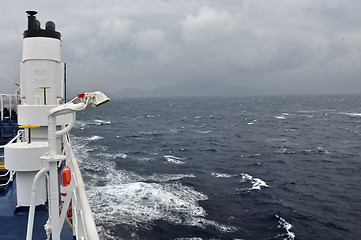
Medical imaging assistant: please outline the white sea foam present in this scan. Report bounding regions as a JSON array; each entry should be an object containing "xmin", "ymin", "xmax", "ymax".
[
  {"xmin": 74, "ymin": 120, "xmax": 88, "ymax": 129},
  {"xmin": 211, "ymin": 172, "xmax": 234, "ymax": 178},
  {"xmin": 240, "ymin": 173, "xmax": 269, "ymax": 191},
  {"xmin": 196, "ymin": 130, "xmax": 211, "ymax": 134},
  {"xmin": 135, "ymin": 157, "xmax": 155, "ymax": 162},
  {"xmin": 276, "ymin": 215, "xmax": 295, "ymax": 240},
  {"xmin": 275, "ymin": 115, "xmax": 286, "ymax": 119},
  {"xmin": 339, "ymin": 112, "xmax": 361, "ymax": 117},
  {"xmin": 93, "ymin": 119, "xmax": 111, "ymax": 125},
  {"xmin": 164, "ymin": 155, "xmax": 186, "ymax": 164},
  {"xmin": 88, "ymin": 181, "xmax": 238, "ymax": 233},
  {"xmin": 146, "ymin": 173, "xmax": 195, "ymax": 182},
  {"xmin": 176, "ymin": 238, "xmax": 203, "ymax": 240},
  {"xmin": 86, "ymin": 135, "xmax": 104, "ymax": 141},
  {"xmin": 88, "ymin": 181, "xmax": 206, "ymax": 226},
  {"xmin": 70, "ymin": 135, "xmax": 237, "ymax": 235},
  {"xmin": 97, "ymin": 152, "xmax": 127, "ymax": 159}
]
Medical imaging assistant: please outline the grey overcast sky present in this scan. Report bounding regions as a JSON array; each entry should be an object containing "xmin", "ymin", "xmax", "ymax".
[{"xmin": 1, "ymin": 0, "xmax": 361, "ymax": 95}]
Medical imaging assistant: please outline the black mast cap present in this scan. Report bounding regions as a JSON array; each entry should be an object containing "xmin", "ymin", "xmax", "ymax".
[
  {"xmin": 26, "ymin": 10, "xmax": 38, "ymax": 16},
  {"xmin": 23, "ymin": 10, "xmax": 61, "ymax": 40}
]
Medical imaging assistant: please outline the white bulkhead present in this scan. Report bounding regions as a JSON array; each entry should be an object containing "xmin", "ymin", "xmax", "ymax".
[
  {"xmin": 20, "ymin": 37, "xmax": 64, "ymax": 106},
  {"xmin": 4, "ymin": 11, "xmax": 70, "ymax": 208},
  {"xmin": 4, "ymin": 142, "xmax": 48, "ymax": 206}
]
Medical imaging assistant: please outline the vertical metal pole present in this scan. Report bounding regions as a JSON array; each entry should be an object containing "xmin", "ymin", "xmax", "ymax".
[
  {"xmin": 48, "ymin": 115, "xmax": 60, "ymax": 240},
  {"xmin": 64, "ymin": 63, "xmax": 67, "ymax": 102},
  {"xmin": 49, "ymin": 161, "xmax": 60, "ymax": 240},
  {"xmin": 14, "ymin": 95, "xmax": 18, "ymax": 117},
  {"xmin": 1, "ymin": 95, "xmax": 3, "ymax": 120},
  {"xmin": 9, "ymin": 95, "xmax": 12, "ymax": 119},
  {"xmin": 26, "ymin": 166, "xmax": 50, "ymax": 240},
  {"xmin": 44, "ymin": 88, "xmax": 47, "ymax": 105},
  {"xmin": 28, "ymin": 128, "xmax": 31, "ymax": 144}
]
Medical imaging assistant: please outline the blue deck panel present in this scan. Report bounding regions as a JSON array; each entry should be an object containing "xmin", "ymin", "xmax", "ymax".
[{"xmin": 0, "ymin": 167, "xmax": 74, "ymax": 239}]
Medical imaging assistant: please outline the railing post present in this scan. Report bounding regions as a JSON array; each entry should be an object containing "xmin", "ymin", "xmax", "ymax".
[
  {"xmin": 1, "ymin": 95, "xmax": 3, "ymax": 120},
  {"xmin": 26, "ymin": 166, "xmax": 50, "ymax": 240}
]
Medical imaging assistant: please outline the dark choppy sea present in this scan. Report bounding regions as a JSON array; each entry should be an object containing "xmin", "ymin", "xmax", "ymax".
[{"xmin": 71, "ymin": 95, "xmax": 361, "ymax": 240}]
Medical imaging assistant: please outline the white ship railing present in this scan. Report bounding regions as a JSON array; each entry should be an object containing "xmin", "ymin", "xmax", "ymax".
[
  {"xmin": 62, "ymin": 134, "xmax": 99, "ymax": 239},
  {"xmin": 26, "ymin": 135, "xmax": 99, "ymax": 240},
  {"xmin": 0, "ymin": 130, "xmax": 24, "ymax": 187},
  {"xmin": 0, "ymin": 94, "xmax": 18, "ymax": 121},
  {"xmin": 26, "ymin": 92, "xmax": 108, "ymax": 240},
  {"xmin": 0, "ymin": 130, "xmax": 24, "ymax": 147}
]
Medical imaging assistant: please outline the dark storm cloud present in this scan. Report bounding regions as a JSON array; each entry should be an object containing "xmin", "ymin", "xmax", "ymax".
[{"xmin": 1, "ymin": 0, "xmax": 361, "ymax": 95}]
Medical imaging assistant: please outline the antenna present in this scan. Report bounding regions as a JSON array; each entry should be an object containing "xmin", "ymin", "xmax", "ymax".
[{"xmin": 0, "ymin": 71, "xmax": 19, "ymax": 87}]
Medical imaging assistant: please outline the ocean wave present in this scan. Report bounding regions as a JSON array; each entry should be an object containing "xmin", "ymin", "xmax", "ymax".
[
  {"xmin": 88, "ymin": 181, "xmax": 237, "ymax": 233},
  {"xmin": 135, "ymin": 157, "xmax": 155, "ymax": 162},
  {"xmin": 139, "ymin": 131, "xmax": 162, "ymax": 136},
  {"xmin": 339, "ymin": 112, "xmax": 361, "ymax": 117},
  {"xmin": 196, "ymin": 130, "xmax": 211, "ymax": 134},
  {"xmin": 93, "ymin": 119, "xmax": 111, "ymax": 125},
  {"xmin": 164, "ymin": 155, "xmax": 186, "ymax": 164},
  {"xmin": 146, "ymin": 173, "xmax": 196, "ymax": 182},
  {"xmin": 88, "ymin": 181, "xmax": 207, "ymax": 227},
  {"xmin": 86, "ymin": 135, "xmax": 104, "ymax": 141},
  {"xmin": 276, "ymin": 215, "xmax": 295, "ymax": 240},
  {"xmin": 73, "ymin": 119, "xmax": 111, "ymax": 129},
  {"xmin": 247, "ymin": 119, "xmax": 257, "ymax": 125},
  {"xmin": 96, "ymin": 152, "xmax": 127, "ymax": 159},
  {"xmin": 240, "ymin": 173, "xmax": 269, "ymax": 191},
  {"xmin": 211, "ymin": 172, "xmax": 235, "ymax": 178}
]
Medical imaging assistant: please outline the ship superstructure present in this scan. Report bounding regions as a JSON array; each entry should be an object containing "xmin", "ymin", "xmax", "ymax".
[{"xmin": 0, "ymin": 11, "xmax": 109, "ymax": 239}]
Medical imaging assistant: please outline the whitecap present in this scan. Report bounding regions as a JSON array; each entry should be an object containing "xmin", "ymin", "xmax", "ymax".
[
  {"xmin": 196, "ymin": 130, "xmax": 211, "ymax": 134},
  {"xmin": 275, "ymin": 115, "xmax": 286, "ymax": 119},
  {"xmin": 70, "ymin": 134, "xmax": 237, "ymax": 234},
  {"xmin": 135, "ymin": 157, "xmax": 154, "ymax": 162},
  {"xmin": 86, "ymin": 135, "xmax": 104, "ymax": 141},
  {"xmin": 74, "ymin": 120, "xmax": 88, "ymax": 128},
  {"xmin": 339, "ymin": 112, "xmax": 361, "ymax": 117},
  {"xmin": 164, "ymin": 155, "xmax": 186, "ymax": 164},
  {"xmin": 97, "ymin": 152, "xmax": 127, "ymax": 159},
  {"xmin": 276, "ymin": 215, "xmax": 295, "ymax": 240},
  {"xmin": 146, "ymin": 173, "xmax": 195, "ymax": 182},
  {"xmin": 88, "ymin": 181, "xmax": 237, "ymax": 232},
  {"xmin": 88, "ymin": 181, "xmax": 207, "ymax": 227},
  {"xmin": 240, "ymin": 173, "xmax": 269, "ymax": 191},
  {"xmin": 211, "ymin": 172, "xmax": 234, "ymax": 178},
  {"xmin": 176, "ymin": 238, "xmax": 203, "ymax": 240},
  {"xmin": 93, "ymin": 119, "xmax": 111, "ymax": 125}
]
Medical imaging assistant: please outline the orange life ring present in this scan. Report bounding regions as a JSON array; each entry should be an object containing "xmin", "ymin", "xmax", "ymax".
[{"xmin": 61, "ymin": 166, "xmax": 72, "ymax": 218}]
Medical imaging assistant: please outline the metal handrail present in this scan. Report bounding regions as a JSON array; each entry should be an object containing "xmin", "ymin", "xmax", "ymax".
[
  {"xmin": 0, "ymin": 130, "xmax": 25, "ymax": 149},
  {"xmin": 63, "ymin": 135, "xmax": 99, "ymax": 240},
  {"xmin": 0, "ymin": 172, "xmax": 14, "ymax": 187},
  {"xmin": 0, "ymin": 130, "xmax": 21, "ymax": 188},
  {"xmin": 0, "ymin": 94, "xmax": 18, "ymax": 121},
  {"xmin": 0, "ymin": 169, "xmax": 10, "ymax": 177}
]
